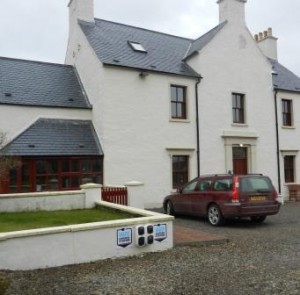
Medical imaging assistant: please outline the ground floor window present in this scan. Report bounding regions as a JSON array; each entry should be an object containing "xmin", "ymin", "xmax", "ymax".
[
  {"xmin": 0, "ymin": 156, "xmax": 103, "ymax": 194},
  {"xmin": 172, "ymin": 155, "xmax": 189, "ymax": 188},
  {"xmin": 284, "ymin": 155, "xmax": 295, "ymax": 183}
]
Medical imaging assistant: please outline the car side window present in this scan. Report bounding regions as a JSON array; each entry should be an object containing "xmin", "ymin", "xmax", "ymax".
[
  {"xmin": 182, "ymin": 179, "xmax": 198, "ymax": 193},
  {"xmin": 213, "ymin": 178, "xmax": 233, "ymax": 191},
  {"xmin": 196, "ymin": 180, "xmax": 212, "ymax": 191}
]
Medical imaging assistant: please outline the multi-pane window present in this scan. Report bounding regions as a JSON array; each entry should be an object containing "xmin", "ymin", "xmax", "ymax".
[
  {"xmin": 232, "ymin": 93, "xmax": 245, "ymax": 124},
  {"xmin": 282, "ymin": 99, "xmax": 293, "ymax": 126},
  {"xmin": 171, "ymin": 85, "xmax": 187, "ymax": 119},
  {"xmin": 1, "ymin": 157, "xmax": 103, "ymax": 194},
  {"xmin": 284, "ymin": 156, "xmax": 295, "ymax": 183},
  {"xmin": 172, "ymin": 155, "xmax": 188, "ymax": 188}
]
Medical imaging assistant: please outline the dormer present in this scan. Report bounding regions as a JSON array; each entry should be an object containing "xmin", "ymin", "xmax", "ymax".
[{"xmin": 217, "ymin": 0, "xmax": 247, "ymax": 24}]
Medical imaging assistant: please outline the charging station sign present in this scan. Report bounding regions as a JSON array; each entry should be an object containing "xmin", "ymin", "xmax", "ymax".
[
  {"xmin": 154, "ymin": 224, "xmax": 167, "ymax": 242},
  {"xmin": 117, "ymin": 228, "xmax": 132, "ymax": 248}
]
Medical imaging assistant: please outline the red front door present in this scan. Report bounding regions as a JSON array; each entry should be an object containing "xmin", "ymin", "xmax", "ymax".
[{"xmin": 233, "ymin": 147, "xmax": 248, "ymax": 174}]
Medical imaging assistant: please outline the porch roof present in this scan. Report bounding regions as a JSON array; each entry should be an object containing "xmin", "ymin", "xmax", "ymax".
[{"xmin": 1, "ymin": 119, "xmax": 103, "ymax": 156}]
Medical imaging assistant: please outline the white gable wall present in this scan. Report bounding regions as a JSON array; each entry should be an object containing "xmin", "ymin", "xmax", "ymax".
[{"xmin": 187, "ymin": 21, "xmax": 279, "ymax": 187}]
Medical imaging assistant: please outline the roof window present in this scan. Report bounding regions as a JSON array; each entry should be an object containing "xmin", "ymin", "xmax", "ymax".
[{"xmin": 128, "ymin": 41, "xmax": 147, "ymax": 53}]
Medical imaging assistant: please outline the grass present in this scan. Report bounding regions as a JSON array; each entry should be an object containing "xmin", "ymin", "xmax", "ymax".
[{"xmin": 0, "ymin": 207, "xmax": 136, "ymax": 233}]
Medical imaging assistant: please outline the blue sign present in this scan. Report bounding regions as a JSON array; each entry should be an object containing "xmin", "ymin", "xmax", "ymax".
[
  {"xmin": 117, "ymin": 228, "xmax": 132, "ymax": 248},
  {"xmin": 154, "ymin": 224, "xmax": 167, "ymax": 242}
]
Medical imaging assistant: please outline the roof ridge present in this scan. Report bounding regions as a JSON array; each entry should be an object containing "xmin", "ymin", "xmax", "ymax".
[
  {"xmin": 92, "ymin": 18, "xmax": 193, "ymax": 41},
  {"xmin": 0, "ymin": 56, "xmax": 72, "ymax": 68}
]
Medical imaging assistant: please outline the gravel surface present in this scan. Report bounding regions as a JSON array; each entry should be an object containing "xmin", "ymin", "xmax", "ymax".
[{"xmin": 1, "ymin": 202, "xmax": 300, "ymax": 295}]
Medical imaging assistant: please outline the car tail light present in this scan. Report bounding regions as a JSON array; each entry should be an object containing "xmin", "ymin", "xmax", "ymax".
[{"xmin": 232, "ymin": 176, "xmax": 240, "ymax": 203}]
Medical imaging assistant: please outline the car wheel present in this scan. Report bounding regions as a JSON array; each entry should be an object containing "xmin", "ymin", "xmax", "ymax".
[
  {"xmin": 165, "ymin": 201, "xmax": 175, "ymax": 216},
  {"xmin": 250, "ymin": 216, "xmax": 266, "ymax": 223},
  {"xmin": 207, "ymin": 204, "xmax": 224, "ymax": 226}
]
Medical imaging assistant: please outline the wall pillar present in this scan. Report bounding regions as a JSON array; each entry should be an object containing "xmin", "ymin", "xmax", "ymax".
[
  {"xmin": 81, "ymin": 183, "xmax": 102, "ymax": 208},
  {"xmin": 125, "ymin": 181, "xmax": 145, "ymax": 209}
]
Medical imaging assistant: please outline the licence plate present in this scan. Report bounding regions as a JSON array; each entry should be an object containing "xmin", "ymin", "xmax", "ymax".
[{"xmin": 250, "ymin": 196, "xmax": 266, "ymax": 201}]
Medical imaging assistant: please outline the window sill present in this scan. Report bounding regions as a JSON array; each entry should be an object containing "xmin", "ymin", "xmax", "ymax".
[
  {"xmin": 282, "ymin": 126, "xmax": 295, "ymax": 130},
  {"xmin": 231, "ymin": 123, "xmax": 248, "ymax": 127},
  {"xmin": 169, "ymin": 119, "xmax": 190, "ymax": 123}
]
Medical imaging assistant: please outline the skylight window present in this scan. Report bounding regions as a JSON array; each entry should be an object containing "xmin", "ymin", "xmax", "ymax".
[{"xmin": 128, "ymin": 41, "xmax": 147, "ymax": 53}]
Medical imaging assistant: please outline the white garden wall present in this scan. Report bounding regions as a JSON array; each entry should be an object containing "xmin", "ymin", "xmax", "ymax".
[{"xmin": 0, "ymin": 193, "xmax": 173, "ymax": 270}]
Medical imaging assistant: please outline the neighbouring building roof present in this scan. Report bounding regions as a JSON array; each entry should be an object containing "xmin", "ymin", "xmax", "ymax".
[
  {"xmin": 79, "ymin": 19, "xmax": 201, "ymax": 78},
  {"xmin": 270, "ymin": 59, "xmax": 300, "ymax": 93},
  {"xmin": 0, "ymin": 57, "xmax": 91, "ymax": 109},
  {"xmin": 1, "ymin": 119, "xmax": 103, "ymax": 156}
]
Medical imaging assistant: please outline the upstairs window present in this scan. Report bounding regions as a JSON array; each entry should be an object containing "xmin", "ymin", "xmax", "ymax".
[
  {"xmin": 128, "ymin": 41, "xmax": 147, "ymax": 53},
  {"xmin": 282, "ymin": 99, "xmax": 293, "ymax": 127},
  {"xmin": 232, "ymin": 93, "xmax": 245, "ymax": 124},
  {"xmin": 171, "ymin": 85, "xmax": 187, "ymax": 119}
]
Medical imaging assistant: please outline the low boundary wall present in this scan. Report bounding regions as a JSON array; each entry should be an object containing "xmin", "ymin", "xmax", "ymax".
[{"xmin": 0, "ymin": 199, "xmax": 173, "ymax": 270}]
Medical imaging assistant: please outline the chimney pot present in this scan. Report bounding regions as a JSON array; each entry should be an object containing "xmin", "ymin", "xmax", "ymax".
[
  {"xmin": 254, "ymin": 34, "xmax": 259, "ymax": 42},
  {"xmin": 268, "ymin": 27, "xmax": 273, "ymax": 37},
  {"xmin": 259, "ymin": 32, "xmax": 263, "ymax": 41}
]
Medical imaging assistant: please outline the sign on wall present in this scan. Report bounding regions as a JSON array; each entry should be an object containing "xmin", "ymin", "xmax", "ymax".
[{"xmin": 117, "ymin": 228, "xmax": 132, "ymax": 248}]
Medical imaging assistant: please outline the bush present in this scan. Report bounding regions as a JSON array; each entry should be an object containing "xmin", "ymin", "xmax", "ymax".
[{"xmin": 0, "ymin": 276, "xmax": 10, "ymax": 295}]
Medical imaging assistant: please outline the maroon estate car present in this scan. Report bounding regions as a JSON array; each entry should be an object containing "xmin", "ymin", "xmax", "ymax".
[{"xmin": 163, "ymin": 174, "xmax": 281, "ymax": 226}]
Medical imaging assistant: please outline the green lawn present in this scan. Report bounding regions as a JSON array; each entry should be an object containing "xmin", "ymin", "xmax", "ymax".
[{"xmin": 0, "ymin": 207, "xmax": 136, "ymax": 233}]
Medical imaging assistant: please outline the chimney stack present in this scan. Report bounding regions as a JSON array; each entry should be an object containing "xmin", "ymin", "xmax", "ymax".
[
  {"xmin": 254, "ymin": 27, "xmax": 278, "ymax": 60},
  {"xmin": 217, "ymin": 0, "xmax": 247, "ymax": 24}
]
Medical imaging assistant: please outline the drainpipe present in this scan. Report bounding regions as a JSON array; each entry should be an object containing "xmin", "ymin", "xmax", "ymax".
[
  {"xmin": 274, "ymin": 90, "xmax": 281, "ymax": 193},
  {"xmin": 195, "ymin": 77, "xmax": 202, "ymax": 177}
]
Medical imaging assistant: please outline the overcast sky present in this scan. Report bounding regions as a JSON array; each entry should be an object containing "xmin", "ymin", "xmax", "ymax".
[{"xmin": 0, "ymin": 0, "xmax": 299, "ymax": 76}]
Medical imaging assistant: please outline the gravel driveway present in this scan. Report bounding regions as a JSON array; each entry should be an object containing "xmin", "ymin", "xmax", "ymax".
[{"xmin": 2, "ymin": 202, "xmax": 300, "ymax": 295}]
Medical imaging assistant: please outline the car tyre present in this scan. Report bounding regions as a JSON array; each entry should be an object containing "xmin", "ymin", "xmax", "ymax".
[
  {"xmin": 250, "ymin": 216, "xmax": 266, "ymax": 223},
  {"xmin": 165, "ymin": 201, "xmax": 175, "ymax": 216},
  {"xmin": 207, "ymin": 204, "xmax": 224, "ymax": 226}
]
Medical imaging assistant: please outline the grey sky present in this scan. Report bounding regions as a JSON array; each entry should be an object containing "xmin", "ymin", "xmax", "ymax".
[{"xmin": 0, "ymin": 0, "xmax": 299, "ymax": 76}]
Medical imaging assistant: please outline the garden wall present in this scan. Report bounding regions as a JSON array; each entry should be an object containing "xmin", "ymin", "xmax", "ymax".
[{"xmin": 0, "ymin": 190, "xmax": 173, "ymax": 270}]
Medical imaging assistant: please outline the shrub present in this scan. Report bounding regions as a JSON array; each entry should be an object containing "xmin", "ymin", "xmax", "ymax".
[{"xmin": 0, "ymin": 275, "xmax": 11, "ymax": 295}]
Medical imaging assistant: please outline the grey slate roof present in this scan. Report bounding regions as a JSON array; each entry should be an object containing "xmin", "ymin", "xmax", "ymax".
[
  {"xmin": 1, "ymin": 119, "xmax": 103, "ymax": 156},
  {"xmin": 0, "ymin": 57, "xmax": 91, "ymax": 108},
  {"xmin": 270, "ymin": 59, "xmax": 300, "ymax": 93},
  {"xmin": 79, "ymin": 19, "xmax": 201, "ymax": 78},
  {"xmin": 184, "ymin": 21, "xmax": 228, "ymax": 60}
]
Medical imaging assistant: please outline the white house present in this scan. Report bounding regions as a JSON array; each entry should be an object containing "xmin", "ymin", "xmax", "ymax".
[{"xmin": 1, "ymin": 0, "xmax": 300, "ymax": 207}]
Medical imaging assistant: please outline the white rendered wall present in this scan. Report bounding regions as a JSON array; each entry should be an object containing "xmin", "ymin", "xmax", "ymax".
[
  {"xmin": 276, "ymin": 90, "xmax": 300, "ymax": 198},
  {"xmin": 66, "ymin": 20, "xmax": 198, "ymax": 208},
  {"xmin": 187, "ymin": 21, "xmax": 278, "ymax": 188}
]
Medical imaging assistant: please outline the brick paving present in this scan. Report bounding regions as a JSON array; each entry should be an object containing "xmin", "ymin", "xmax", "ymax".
[{"xmin": 174, "ymin": 225, "xmax": 229, "ymax": 246}]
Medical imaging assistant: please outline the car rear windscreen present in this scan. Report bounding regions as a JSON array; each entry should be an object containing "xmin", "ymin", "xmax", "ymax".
[{"xmin": 240, "ymin": 177, "xmax": 272, "ymax": 193}]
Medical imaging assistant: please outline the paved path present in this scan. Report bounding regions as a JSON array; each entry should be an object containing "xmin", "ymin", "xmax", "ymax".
[{"xmin": 174, "ymin": 224, "xmax": 229, "ymax": 246}]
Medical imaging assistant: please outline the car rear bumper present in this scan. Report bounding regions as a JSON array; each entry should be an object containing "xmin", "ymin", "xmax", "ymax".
[{"xmin": 222, "ymin": 202, "xmax": 281, "ymax": 217}]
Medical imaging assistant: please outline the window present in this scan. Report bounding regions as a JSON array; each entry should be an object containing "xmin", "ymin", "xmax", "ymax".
[
  {"xmin": 172, "ymin": 155, "xmax": 188, "ymax": 188},
  {"xmin": 128, "ymin": 41, "xmax": 147, "ymax": 53},
  {"xmin": 232, "ymin": 93, "xmax": 245, "ymax": 124},
  {"xmin": 213, "ymin": 178, "xmax": 232, "ymax": 191},
  {"xmin": 171, "ymin": 85, "xmax": 187, "ymax": 119},
  {"xmin": 1, "ymin": 157, "xmax": 103, "ymax": 194},
  {"xmin": 282, "ymin": 99, "xmax": 293, "ymax": 126},
  {"xmin": 284, "ymin": 156, "xmax": 295, "ymax": 183}
]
